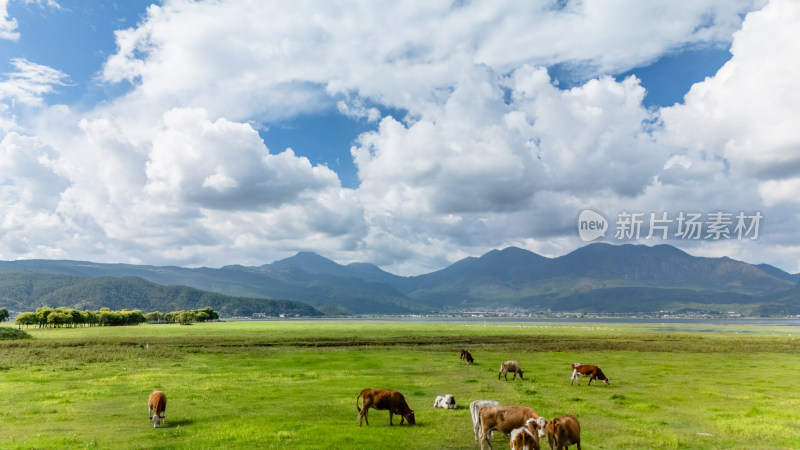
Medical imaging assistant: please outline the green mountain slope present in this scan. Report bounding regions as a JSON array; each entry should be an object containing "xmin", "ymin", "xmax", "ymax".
[{"xmin": 0, "ymin": 273, "xmax": 321, "ymax": 317}]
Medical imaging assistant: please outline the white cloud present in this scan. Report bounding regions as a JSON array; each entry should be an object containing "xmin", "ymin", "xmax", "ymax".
[
  {"xmin": 0, "ymin": 0, "xmax": 19, "ymax": 41},
  {"xmin": 99, "ymin": 0, "xmax": 761, "ymax": 121},
  {"xmin": 336, "ymin": 98, "xmax": 380, "ymax": 123},
  {"xmin": 0, "ymin": 58, "xmax": 69, "ymax": 106},
  {"xmin": 759, "ymin": 179, "xmax": 800, "ymax": 207},
  {"xmin": 658, "ymin": 0, "xmax": 800, "ymax": 181},
  {"xmin": 145, "ymin": 107, "xmax": 342, "ymax": 210}
]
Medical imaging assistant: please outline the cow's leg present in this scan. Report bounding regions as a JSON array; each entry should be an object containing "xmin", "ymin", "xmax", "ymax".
[
  {"xmin": 478, "ymin": 427, "xmax": 494, "ymax": 450},
  {"xmin": 576, "ymin": 438, "xmax": 581, "ymax": 450},
  {"xmin": 149, "ymin": 407, "xmax": 153, "ymax": 420},
  {"xmin": 389, "ymin": 411, "xmax": 393, "ymax": 426}
]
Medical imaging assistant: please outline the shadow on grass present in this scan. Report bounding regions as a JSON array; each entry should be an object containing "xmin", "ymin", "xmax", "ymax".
[{"xmin": 164, "ymin": 418, "xmax": 195, "ymax": 427}]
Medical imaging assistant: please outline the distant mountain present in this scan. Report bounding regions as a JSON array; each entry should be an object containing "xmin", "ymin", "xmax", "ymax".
[
  {"xmin": 750, "ymin": 280, "xmax": 800, "ymax": 315},
  {"xmin": 0, "ymin": 273, "xmax": 322, "ymax": 317},
  {"xmin": 0, "ymin": 257, "xmax": 420, "ymax": 314},
  {"xmin": 756, "ymin": 263, "xmax": 800, "ymax": 283},
  {"xmin": 399, "ymin": 244, "xmax": 794, "ymax": 312},
  {"xmin": 0, "ymin": 243, "xmax": 797, "ymax": 315}
]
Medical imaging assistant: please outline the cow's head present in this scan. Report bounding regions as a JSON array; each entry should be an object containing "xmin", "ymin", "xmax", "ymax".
[
  {"xmin": 152, "ymin": 415, "xmax": 161, "ymax": 428},
  {"xmin": 572, "ymin": 362, "xmax": 581, "ymax": 369},
  {"xmin": 405, "ymin": 410, "xmax": 416, "ymax": 425},
  {"xmin": 529, "ymin": 417, "xmax": 547, "ymax": 438},
  {"xmin": 518, "ymin": 369, "xmax": 524, "ymax": 379},
  {"xmin": 603, "ymin": 377, "xmax": 610, "ymax": 385}
]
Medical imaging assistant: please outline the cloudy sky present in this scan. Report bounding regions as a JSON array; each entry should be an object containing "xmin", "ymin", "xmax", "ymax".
[{"xmin": 1, "ymin": 0, "xmax": 798, "ymax": 275}]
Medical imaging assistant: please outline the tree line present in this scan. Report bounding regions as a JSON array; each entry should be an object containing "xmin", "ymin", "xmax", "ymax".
[
  {"xmin": 144, "ymin": 307, "xmax": 219, "ymax": 325},
  {"xmin": 13, "ymin": 306, "xmax": 219, "ymax": 328}
]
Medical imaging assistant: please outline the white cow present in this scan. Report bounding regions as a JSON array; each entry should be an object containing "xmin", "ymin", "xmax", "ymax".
[
  {"xmin": 433, "ymin": 394, "xmax": 456, "ymax": 409},
  {"xmin": 470, "ymin": 399, "xmax": 502, "ymax": 442}
]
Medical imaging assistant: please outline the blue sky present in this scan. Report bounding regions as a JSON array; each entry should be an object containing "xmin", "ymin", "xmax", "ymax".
[{"xmin": 1, "ymin": 0, "xmax": 798, "ymax": 275}]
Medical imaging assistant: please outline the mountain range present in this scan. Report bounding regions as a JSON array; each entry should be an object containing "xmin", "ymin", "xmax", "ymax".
[{"xmin": 1, "ymin": 243, "xmax": 798, "ymax": 316}]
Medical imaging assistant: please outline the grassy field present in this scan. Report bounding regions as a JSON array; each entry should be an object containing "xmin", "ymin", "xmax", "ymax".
[{"xmin": 2, "ymin": 320, "xmax": 800, "ymax": 449}]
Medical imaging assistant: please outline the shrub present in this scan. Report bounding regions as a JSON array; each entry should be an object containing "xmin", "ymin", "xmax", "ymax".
[{"xmin": 0, "ymin": 327, "xmax": 32, "ymax": 340}]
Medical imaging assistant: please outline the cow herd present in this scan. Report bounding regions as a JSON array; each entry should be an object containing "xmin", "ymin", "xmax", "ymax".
[
  {"xmin": 357, "ymin": 350, "xmax": 611, "ymax": 449},
  {"xmin": 142, "ymin": 350, "xmax": 607, "ymax": 448}
]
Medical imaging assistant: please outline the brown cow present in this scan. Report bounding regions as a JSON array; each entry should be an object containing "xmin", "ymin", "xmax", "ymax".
[
  {"xmin": 148, "ymin": 390, "xmax": 167, "ymax": 428},
  {"xmin": 510, "ymin": 417, "xmax": 543, "ymax": 450},
  {"xmin": 356, "ymin": 388, "xmax": 415, "ymax": 426},
  {"xmin": 478, "ymin": 406, "xmax": 545, "ymax": 450},
  {"xmin": 545, "ymin": 414, "xmax": 581, "ymax": 450},
  {"xmin": 460, "ymin": 349, "xmax": 475, "ymax": 364},
  {"xmin": 571, "ymin": 363, "xmax": 609, "ymax": 385},
  {"xmin": 499, "ymin": 360, "xmax": 524, "ymax": 380}
]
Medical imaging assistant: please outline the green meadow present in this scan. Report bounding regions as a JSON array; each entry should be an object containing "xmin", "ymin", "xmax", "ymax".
[{"xmin": 2, "ymin": 320, "xmax": 800, "ymax": 449}]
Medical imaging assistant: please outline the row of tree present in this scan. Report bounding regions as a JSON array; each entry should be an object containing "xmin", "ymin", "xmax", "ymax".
[
  {"xmin": 144, "ymin": 307, "xmax": 219, "ymax": 325},
  {"xmin": 13, "ymin": 306, "xmax": 219, "ymax": 328},
  {"xmin": 15, "ymin": 307, "xmax": 146, "ymax": 328}
]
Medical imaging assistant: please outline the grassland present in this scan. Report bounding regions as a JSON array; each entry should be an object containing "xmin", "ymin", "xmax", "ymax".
[{"xmin": 1, "ymin": 320, "xmax": 800, "ymax": 449}]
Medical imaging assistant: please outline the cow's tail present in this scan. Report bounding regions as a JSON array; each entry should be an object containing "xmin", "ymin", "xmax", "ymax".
[{"xmin": 356, "ymin": 390, "xmax": 363, "ymax": 413}]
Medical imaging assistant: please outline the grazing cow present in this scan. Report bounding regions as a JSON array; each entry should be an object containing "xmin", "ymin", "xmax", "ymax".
[
  {"xmin": 570, "ymin": 363, "xmax": 610, "ymax": 385},
  {"xmin": 510, "ymin": 417, "xmax": 543, "ymax": 450},
  {"xmin": 545, "ymin": 414, "xmax": 581, "ymax": 450},
  {"xmin": 477, "ymin": 406, "xmax": 546, "ymax": 450},
  {"xmin": 433, "ymin": 394, "xmax": 456, "ymax": 409},
  {"xmin": 499, "ymin": 360, "xmax": 524, "ymax": 380},
  {"xmin": 470, "ymin": 400, "xmax": 502, "ymax": 442},
  {"xmin": 460, "ymin": 349, "xmax": 474, "ymax": 364},
  {"xmin": 148, "ymin": 390, "xmax": 167, "ymax": 428},
  {"xmin": 356, "ymin": 388, "xmax": 415, "ymax": 426}
]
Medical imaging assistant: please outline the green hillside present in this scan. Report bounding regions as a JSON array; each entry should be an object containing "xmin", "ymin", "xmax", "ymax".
[{"xmin": 0, "ymin": 273, "xmax": 321, "ymax": 317}]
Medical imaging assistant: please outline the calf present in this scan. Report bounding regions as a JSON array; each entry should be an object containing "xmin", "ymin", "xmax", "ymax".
[
  {"xmin": 545, "ymin": 414, "xmax": 581, "ymax": 450},
  {"xmin": 470, "ymin": 400, "xmax": 502, "ymax": 443},
  {"xmin": 147, "ymin": 390, "xmax": 167, "ymax": 428},
  {"xmin": 356, "ymin": 388, "xmax": 415, "ymax": 426},
  {"xmin": 510, "ymin": 417, "xmax": 543, "ymax": 450},
  {"xmin": 478, "ymin": 406, "xmax": 546, "ymax": 450},
  {"xmin": 570, "ymin": 363, "xmax": 609, "ymax": 385},
  {"xmin": 433, "ymin": 394, "xmax": 456, "ymax": 409},
  {"xmin": 499, "ymin": 360, "xmax": 524, "ymax": 380}
]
